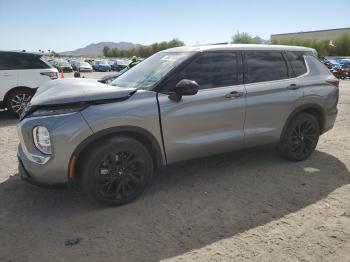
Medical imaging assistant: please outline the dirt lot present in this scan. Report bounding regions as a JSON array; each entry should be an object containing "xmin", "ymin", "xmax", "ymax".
[{"xmin": 0, "ymin": 81, "xmax": 350, "ymax": 262}]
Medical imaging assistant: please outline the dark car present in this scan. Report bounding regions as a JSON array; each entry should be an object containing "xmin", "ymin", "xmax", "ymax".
[
  {"xmin": 111, "ymin": 60, "xmax": 129, "ymax": 71},
  {"xmin": 57, "ymin": 61, "xmax": 73, "ymax": 72},
  {"xmin": 98, "ymin": 67, "xmax": 128, "ymax": 84}
]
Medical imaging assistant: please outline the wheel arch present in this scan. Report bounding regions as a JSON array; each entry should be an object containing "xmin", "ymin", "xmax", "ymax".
[
  {"xmin": 4, "ymin": 86, "xmax": 37, "ymax": 107},
  {"xmin": 280, "ymin": 104, "xmax": 325, "ymax": 141},
  {"xmin": 69, "ymin": 126, "xmax": 165, "ymax": 185}
]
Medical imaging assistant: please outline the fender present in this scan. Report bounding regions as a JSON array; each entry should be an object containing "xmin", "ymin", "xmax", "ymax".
[
  {"xmin": 280, "ymin": 103, "xmax": 325, "ymax": 140},
  {"xmin": 68, "ymin": 126, "xmax": 166, "ymax": 184}
]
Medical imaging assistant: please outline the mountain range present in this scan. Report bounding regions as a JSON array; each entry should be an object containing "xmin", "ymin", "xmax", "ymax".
[{"xmin": 60, "ymin": 41, "xmax": 140, "ymax": 56}]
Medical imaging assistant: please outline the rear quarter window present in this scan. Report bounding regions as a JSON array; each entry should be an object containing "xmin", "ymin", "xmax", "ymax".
[
  {"xmin": 15, "ymin": 54, "xmax": 51, "ymax": 69},
  {"xmin": 285, "ymin": 51, "xmax": 307, "ymax": 77}
]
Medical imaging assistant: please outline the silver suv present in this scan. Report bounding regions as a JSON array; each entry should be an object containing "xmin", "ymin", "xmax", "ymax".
[{"xmin": 17, "ymin": 44, "xmax": 339, "ymax": 205}]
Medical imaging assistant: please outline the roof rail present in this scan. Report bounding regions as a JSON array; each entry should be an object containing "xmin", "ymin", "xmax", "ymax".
[{"xmin": 192, "ymin": 42, "xmax": 229, "ymax": 47}]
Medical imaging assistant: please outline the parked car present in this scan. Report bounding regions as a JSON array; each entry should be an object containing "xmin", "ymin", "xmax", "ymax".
[
  {"xmin": 57, "ymin": 61, "xmax": 73, "ymax": 72},
  {"xmin": 69, "ymin": 60, "xmax": 79, "ymax": 70},
  {"xmin": 98, "ymin": 67, "xmax": 128, "ymax": 84},
  {"xmin": 0, "ymin": 51, "xmax": 58, "ymax": 116},
  {"xmin": 85, "ymin": 59, "xmax": 95, "ymax": 66},
  {"xmin": 111, "ymin": 60, "xmax": 129, "ymax": 71},
  {"xmin": 17, "ymin": 44, "xmax": 339, "ymax": 206},
  {"xmin": 76, "ymin": 61, "xmax": 93, "ymax": 72},
  {"xmin": 319, "ymin": 56, "xmax": 332, "ymax": 69},
  {"xmin": 93, "ymin": 60, "xmax": 111, "ymax": 72}
]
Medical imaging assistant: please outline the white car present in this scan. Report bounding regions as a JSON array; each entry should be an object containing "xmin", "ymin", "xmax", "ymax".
[
  {"xmin": 77, "ymin": 61, "xmax": 93, "ymax": 72},
  {"xmin": 0, "ymin": 51, "xmax": 58, "ymax": 116}
]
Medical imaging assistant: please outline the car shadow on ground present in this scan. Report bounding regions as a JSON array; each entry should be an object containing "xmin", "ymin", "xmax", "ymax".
[
  {"xmin": 0, "ymin": 146, "xmax": 349, "ymax": 261},
  {"xmin": 0, "ymin": 110, "xmax": 17, "ymax": 127}
]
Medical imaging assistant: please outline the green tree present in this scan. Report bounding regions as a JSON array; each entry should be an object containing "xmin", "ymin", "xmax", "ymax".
[
  {"xmin": 103, "ymin": 38, "xmax": 185, "ymax": 58},
  {"xmin": 270, "ymin": 33, "xmax": 350, "ymax": 56},
  {"xmin": 231, "ymin": 32, "xmax": 263, "ymax": 44}
]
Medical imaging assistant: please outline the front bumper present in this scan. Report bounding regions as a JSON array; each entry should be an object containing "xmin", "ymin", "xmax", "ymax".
[
  {"xmin": 96, "ymin": 67, "xmax": 110, "ymax": 71},
  {"xmin": 79, "ymin": 68, "xmax": 93, "ymax": 72},
  {"xmin": 17, "ymin": 112, "xmax": 93, "ymax": 185},
  {"xmin": 18, "ymin": 156, "xmax": 66, "ymax": 188}
]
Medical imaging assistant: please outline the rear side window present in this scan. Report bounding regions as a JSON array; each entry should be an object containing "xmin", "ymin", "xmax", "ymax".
[
  {"xmin": 0, "ymin": 53, "xmax": 50, "ymax": 70},
  {"xmin": 166, "ymin": 52, "xmax": 239, "ymax": 90},
  {"xmin": 245, "ymin": 51, "xmax": 288, "ymax": 83},
  {"xmin": 285, "ymin": 51, "xmax": 307, "ymax": 77}
]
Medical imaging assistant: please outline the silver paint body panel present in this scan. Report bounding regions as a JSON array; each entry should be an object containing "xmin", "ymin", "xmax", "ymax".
[{"xmin": 17, "ymin": 46, "xmax": 338, "ymax": 185}]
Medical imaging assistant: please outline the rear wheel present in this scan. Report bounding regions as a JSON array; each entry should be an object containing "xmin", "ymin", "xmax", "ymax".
[
  {"xmin": 82, "ymin": 136, "xmax": 153, "ymax": 206},
  {"xmin": 6, "ymin": 89, "xmax": 34, "ymax": 117},
  {"xmin": 279, "ymin": 113, "xmax": 320, "ymax": 161}
]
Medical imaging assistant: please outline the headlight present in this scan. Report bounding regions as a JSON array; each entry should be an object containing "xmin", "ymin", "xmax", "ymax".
[
  {"xmin": 33, "ymin": 126, "xmax": 52, "ymax": 154},
  {"xmin": 30, "ymin": 104, "xmax": 88, "ymax": 118}
]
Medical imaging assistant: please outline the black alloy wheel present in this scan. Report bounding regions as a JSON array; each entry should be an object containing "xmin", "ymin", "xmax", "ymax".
[
  {"xmin": 279, "ymin": 113, "xmax": 320, "ymax": 161},
  {"xmin": 82, "ymin": 137, "xmax": 153, "ymax": 206}
]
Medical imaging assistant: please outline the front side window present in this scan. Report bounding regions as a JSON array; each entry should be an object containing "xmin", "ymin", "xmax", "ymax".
[
  {"xmin": 111, "ymin": 52, "xmax": 193, "ymax": 90},
  {"xmin": 245, "ymin": 51, "xmax": 288, "ymax": 84},
  {"xmin": 163, "ymin": 52, "xmax": 239, "ymax": 91},
  {"xmin": 285, "ymin": 51, "xmax": 307, "ymax": 77}
]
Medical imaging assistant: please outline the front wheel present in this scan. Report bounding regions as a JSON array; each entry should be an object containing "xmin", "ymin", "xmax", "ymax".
[
  {"xmin": 82, "ymin": 136, "xmax": 153, "ymax": 206},
  {"xmin": 6, "ymin": 89, "xmax": 34, "ymax": 117},
  {"xmin": 279, "ymin": 113, "xmax": 320, "ymax": 161}
]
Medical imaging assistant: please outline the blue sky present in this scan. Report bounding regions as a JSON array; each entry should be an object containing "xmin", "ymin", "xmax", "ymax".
[{"xmin": 0, "ymin": 0, "xmax": 349, "ymax": 52}]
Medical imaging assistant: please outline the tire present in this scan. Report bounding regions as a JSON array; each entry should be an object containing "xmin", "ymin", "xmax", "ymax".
[
  {"xmin": 279, "ymin": 113, "xmax": 320, "ymax": 161},
  {"xmin": 81, "ymin": 136, "xmax": 153, "ymax": 206},
  {"xmin": 6, "ymin": 89, "xmax": 34, "ymax": 117}
]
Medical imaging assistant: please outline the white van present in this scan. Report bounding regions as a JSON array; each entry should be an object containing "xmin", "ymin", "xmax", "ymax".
[{"xmin": 0, "ymin": 51, "xmax": 58, "ymax": 116}]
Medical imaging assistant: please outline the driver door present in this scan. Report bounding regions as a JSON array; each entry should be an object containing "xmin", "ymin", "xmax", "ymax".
[{"xmin": 157, "ymin": 51, "xmax": 246, "ymax": 164}]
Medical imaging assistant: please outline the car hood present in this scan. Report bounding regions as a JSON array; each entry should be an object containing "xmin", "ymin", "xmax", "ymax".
[{"xmin": 31, "ymin": 79, "xmax": 136, "ymax": 106}]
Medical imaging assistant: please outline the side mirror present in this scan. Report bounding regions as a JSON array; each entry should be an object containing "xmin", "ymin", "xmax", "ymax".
[{"xmin": 169, "ymin": 79, "xmax": 199, "ymax": 102}]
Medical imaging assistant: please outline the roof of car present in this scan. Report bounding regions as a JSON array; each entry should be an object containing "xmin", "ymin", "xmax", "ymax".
[
  {"xmin": 163, "ymin": 44, "xmax": 315, "ymax": 53},
  {"xmin": 0, "ymin": 50, "xmax": 42, "ymax": 56}
]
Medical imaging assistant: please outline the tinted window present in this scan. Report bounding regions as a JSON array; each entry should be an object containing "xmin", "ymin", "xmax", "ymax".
[
  {"xmin": 0, "ymin": 53, "xmax": 50, "ymax": 70},
  {"xmin": 16, "ymin": 54, "xmax": 50, "ymax": 69},
  {"xmin": 165, "ymin": 52, "xmax": 239, "ymax": 91},
  {"xmin": 245, "ymin": 51, "xmax": 288, "ymax": 83},
  {"xmin": 0, "ymin": 53, "xmax": 16, "ymax": 70},
  {"xmin": 286, "ymin": 51, "xmax": 307, "ymax": 77}
]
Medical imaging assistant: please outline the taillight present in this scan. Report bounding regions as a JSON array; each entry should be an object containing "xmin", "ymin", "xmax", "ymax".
[
  {"xmin": 40, "ymin": 72, "xmax": 58, "ymax": 80},
  {"xmin": 326, "ymin": 79, "xmax": 340, "ymax": 88}
]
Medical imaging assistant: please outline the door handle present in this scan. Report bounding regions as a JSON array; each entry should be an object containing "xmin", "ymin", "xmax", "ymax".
[
  {"xmin": 225, "ymin": 91, "xmax": 244, "ymax": 98},
  {"xmin": 287, "ymin": 84, "xmax": 300, "ymax": 90}
]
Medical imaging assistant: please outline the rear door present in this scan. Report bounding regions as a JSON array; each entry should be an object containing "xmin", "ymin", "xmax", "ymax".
[
  {"xmin": 0, "ymin": 53, "xmax": 18, "ymax": 101},
  {"xmin": 157, "ymin": 51, "xmax": 246, "ymax": 163},
  {"xmin": 243, "ymin": 50, "xmax": 304, "ymax": 147}
]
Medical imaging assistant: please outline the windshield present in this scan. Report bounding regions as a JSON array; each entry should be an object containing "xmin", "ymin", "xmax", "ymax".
[{"xmin": 110, "ymin": 52, "xmax": 193, "ymax": 90}]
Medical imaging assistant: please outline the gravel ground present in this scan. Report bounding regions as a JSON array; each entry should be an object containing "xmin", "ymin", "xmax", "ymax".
[{"xmin": 0, "ymin": 81, "xmax": 349, "ymax": 262}]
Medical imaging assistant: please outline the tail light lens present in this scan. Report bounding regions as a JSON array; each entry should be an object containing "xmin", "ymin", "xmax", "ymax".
[
  {"xmin": 40, "ymin": 72, "xmax": 58, "ymax": 80},
  {"xmin": 326, "ymin": 79, "xmax": 340, "ymax": 88}
]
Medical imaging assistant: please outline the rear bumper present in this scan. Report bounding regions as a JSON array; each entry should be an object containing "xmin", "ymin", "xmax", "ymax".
[{"xmin": 323, "ymin": 107, "xmax": 338, "ymax": 134}]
